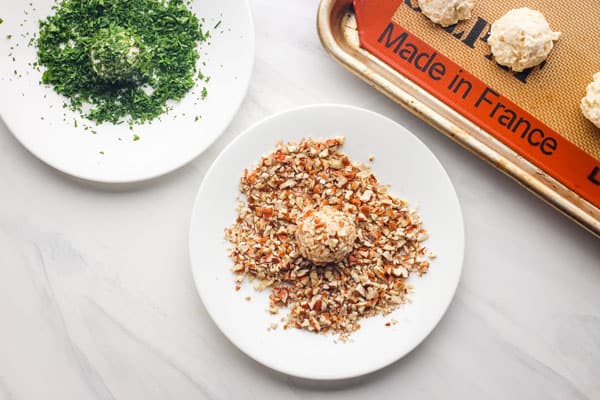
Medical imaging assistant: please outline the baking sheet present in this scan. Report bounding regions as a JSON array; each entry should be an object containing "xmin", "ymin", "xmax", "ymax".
[{"xmin": 317, "ymin": 0, "xmax": 600, "ymax": 236}]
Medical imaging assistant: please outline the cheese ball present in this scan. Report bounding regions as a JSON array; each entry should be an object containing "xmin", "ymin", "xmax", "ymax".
[
  {"xmin": 418, "ymin": 0, "xmax": 475, "ymax": 28},
  {"xmin": 90, "ymin": 26, "xmax": 143, "ymax": 83},
  {"xmin": 581, "ymin": 73, "xmax": 600, "ymax": 129},
  {"xmin": 488, "ymin": 8, "xmax": 561, "ymax": 72},
  {"xmin": 296, "ymin": 207, "xmax": 357, "ymax": 265}
]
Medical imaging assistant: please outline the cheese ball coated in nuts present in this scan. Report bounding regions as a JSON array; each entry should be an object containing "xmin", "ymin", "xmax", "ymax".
[
  {"xmin": 296, "ymin": 207, "xmax": 357, "ymax": 265},
  {"xmin": 488, "ymin": 8, "xmax": 561, "ymax": 72},
  {"xmin": 417, "ymin": 0, "xmax": 476, "ymax": 28}
]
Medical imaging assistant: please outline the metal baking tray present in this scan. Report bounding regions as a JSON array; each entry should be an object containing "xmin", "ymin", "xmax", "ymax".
[{"xmin": 317, "ymin": 0, "xmax": 600, "ymax": 237}]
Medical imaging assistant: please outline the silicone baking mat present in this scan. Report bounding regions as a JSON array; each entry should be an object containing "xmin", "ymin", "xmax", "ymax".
[{"xmin": 354, "ymin": 0, "xmax": 600, "ymax": 210}]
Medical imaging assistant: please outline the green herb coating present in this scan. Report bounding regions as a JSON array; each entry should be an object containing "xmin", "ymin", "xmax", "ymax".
[
  {"xmin": 89, "ymin": 26, "xmax": 144, "ymax": 83},
  {"xmin": 37, "ymin": 0, "xmax": 206, "ymax": 125}
]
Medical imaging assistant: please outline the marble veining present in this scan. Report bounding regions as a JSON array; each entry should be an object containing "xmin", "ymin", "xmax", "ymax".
[{"xmin": 0, "ymin": 1, "xmax": 599, "ymax": 399}]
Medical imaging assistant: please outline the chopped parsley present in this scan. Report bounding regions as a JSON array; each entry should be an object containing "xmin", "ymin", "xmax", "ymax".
[
  {"xmin": 36, "ymin": 0, "xmax": 207, "ymax": 125},
  {"xmin": 133, "ymin": 134, "xmax": 140, "ymax": 141}
]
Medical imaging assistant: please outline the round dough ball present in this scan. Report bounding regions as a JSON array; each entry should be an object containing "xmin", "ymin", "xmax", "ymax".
[
  {"xmin": 581, "ymin": 73, "xmax": 600, "ymax": 129},
  {"xmin": 90, "ymin": 26, "xmax": 144, "ymax": 83},
  {"xmin": 488, "ymin": 8, "xmax": 561, "ymax": 72},
  {"xmin": 296, "ymin": 207, "xmax": 357, "ymax": 265},
  {"xmin": 418, "ymin": 0, "xmax": 475, "ymax": 28}
]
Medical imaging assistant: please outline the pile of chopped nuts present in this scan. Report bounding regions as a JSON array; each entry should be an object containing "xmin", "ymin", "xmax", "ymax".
[{"xmin": 225, "ymin": 137, "xmax": 431, "ymax": 339}]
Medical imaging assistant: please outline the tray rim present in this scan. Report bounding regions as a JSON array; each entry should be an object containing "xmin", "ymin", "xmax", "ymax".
[{"xmin": 317, "ymin": 0, "xmax": 600, "ymax": 238}]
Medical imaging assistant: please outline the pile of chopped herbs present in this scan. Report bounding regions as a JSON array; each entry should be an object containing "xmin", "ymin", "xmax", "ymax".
[{"xmin": 36, "ymin": 0, "xmax": 207, "ymax": 125}]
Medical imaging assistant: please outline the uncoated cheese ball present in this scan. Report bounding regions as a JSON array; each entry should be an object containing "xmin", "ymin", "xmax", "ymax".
[
  {"xmin": 296, "ymin": 207, "xmax": 357, "ymax": 265},
  {"xmin": 488, "ymin": 8, "xmax": 561, "ymax": 72},
  {"xmin": 418, "ymin": 0, "xmax": 476, "ymax": 28},
  {"xmin": 581, "ymin": 73, "xmax": 600, "ymax": 129}
]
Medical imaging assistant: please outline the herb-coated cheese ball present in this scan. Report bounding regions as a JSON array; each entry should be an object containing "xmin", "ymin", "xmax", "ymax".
[
  {"xmin": 488, "ymin": 8, "xmax": 560, "ymax": 72},
  {"xmin": 90, "ymin": 26, "xmax": 143, "ymax": 82},
  {"xmin": 418, "ymin": 0, "xmax": 476, "ymax": 28},
  {"xmin": 581, "ymin": 73, "xmax": 600, "ymax": 129},
  {"xmin": 296, "ymin": 207, "xmax": 357, "ymax": 265}
]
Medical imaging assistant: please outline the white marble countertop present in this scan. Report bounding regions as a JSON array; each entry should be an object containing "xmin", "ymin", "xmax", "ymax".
[{"xmin": 1, "ymin": 1, "xmax": 599, "ymax": 399}]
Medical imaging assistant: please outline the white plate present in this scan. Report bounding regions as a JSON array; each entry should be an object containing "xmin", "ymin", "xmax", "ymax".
[
  {"xmin": 0, "ymin": 0, "xmax": 254, "ymax": 183},
  {"xmin": 189, "ymin": 104, "xmax": 464, "ymax": 380}
]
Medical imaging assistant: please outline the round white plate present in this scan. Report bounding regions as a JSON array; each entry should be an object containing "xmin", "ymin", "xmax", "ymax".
[
  {"xmin": 0, "ymin": 0, "xmax": 254, "ymax": 183},
  {"xmin": 189, "ymin": 104, "xmax": 464, "ymax": 380}
]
